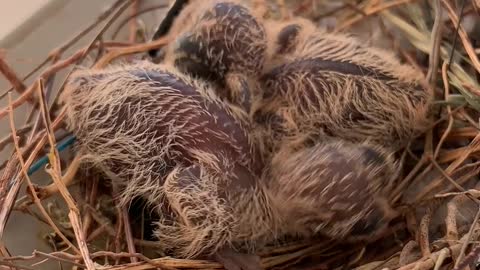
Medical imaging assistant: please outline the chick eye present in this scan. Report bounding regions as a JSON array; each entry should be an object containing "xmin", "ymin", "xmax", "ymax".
[
  {"xmin": 174, "ymin": 33, "xmax": 227, "ymax": 84},
  {"xmin": 71, "ymin": 77, "xmax": 89, "ymax": 87},
  {"xmin": 276, "ymin": 24, "xmax": 301, "ymax": 54}
]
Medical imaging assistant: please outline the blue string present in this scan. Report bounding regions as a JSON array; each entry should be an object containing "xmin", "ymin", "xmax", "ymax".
[{"xmin": 27, "ymin": 135, "xmax": 77, "ymax": 176}]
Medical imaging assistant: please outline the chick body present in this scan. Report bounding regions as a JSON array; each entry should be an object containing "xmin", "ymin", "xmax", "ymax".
[
  {"xmin": 164, "ymin": 0, "xmax": 268, "ymax": 111},
  {"xmin": 60, "ymin": 61, "xmax": 402, "ymax": 256},
  {"xmin": 266, "ymin": 139, "xmax": 399, "ymax": 240},
  {"xmin": 255, "ymin": 21, "xmax": 431, "ymax": 151},
  {"xmin": 59, "ymin": 6, "xmax": 429, "ymax": 257},
  {"xmin": 60, "ymin": 62, "xmax": 269, "ymax": 257}
]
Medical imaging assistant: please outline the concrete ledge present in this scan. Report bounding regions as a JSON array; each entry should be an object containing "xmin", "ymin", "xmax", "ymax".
[{"xmin": 0, "ymin": 0, "xmax": 67, "ymax": 49}]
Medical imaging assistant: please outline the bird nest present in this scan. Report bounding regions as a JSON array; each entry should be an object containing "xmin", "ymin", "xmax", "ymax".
[{"xmin": 1, "ymin": 0, "xmax": 480, "ymax": 269}]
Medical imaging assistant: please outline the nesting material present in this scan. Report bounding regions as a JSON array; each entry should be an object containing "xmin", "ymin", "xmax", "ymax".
[
  {"xmin": 255, "ymin": 21, "xmax": 432, "ymax": 150},
  {"xmin": 4, "ymin": 1, "xmax": 480, "ymax": 269}
]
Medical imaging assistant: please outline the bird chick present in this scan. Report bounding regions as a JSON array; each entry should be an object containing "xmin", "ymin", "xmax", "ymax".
[
  {"xmin": 266, "ymin": 139, "xmax": 399, "ymax": 241},
  {"xmin": 60, "ymin": 62, "xmax": 270, "ymax": 257},
  {"xmin": 255, "ymin": 20, "xmax": 431, "ymax": 151},
  {"xmin": 263, "ymin": 17, "xmax": 316, "ymax": 68},
  {"xmin": 163, "ymin": 0, "xmax": 268, "ymax": 111}
]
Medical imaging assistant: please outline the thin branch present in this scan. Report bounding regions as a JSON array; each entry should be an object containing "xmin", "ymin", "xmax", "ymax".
[
  {"xmin": 442, "ymin": 0, "xmax": 480, "ymax": 74},
  {"xmin": 129, "ymin": 0, "xmax": 140, "ymax": 43},
  {"xmin": 121, "ymin": 206, "xmax": 138, "ymax": 263},
  {"xmin": 0, "ymin": 108, "xmax": 66, "ymax": 240},
  {"xmin": 0, "ymin": 57, "xmax": 27, "ymax": 99},
  {"xmin": 336, "ymin": 0, "xmax": 420, "ymax": 31},
  {"xmin": 0, "ymin": 0, "xmax": 129, "ymax": 100},
  {"xmin": 94, "ymin": 36, "xmax": 169, "ymax": 68},
  {"xmin": 6, "ymin": 94, "xmax": 79, "ymax": 254},
  {"xmin": 37, "ymin": 80, "xmax": 95, "ymax": 270},
  {"xmin": 0, "ymin": 124, "xmax": 33, "ymax": 152},
  {"xmin": 426, "ymin": 0, "xmax": 443, "ymax": 85},
  {"xmin": 111, "ymin": 4, "xmax": 169, "ymax": 40},
  {"xmin": 48, "ymin": 0, "xmax": 134, "ymax": 108},
  {"xmin": 433, "ymin": 62, "xmax": 453, "ymax": 159},
  {"xmin": 453, "ymin": 206, "xmax": 480, "ymax": 269}
]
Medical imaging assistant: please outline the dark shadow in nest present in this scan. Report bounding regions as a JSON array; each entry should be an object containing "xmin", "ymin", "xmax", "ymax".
[{"xmin": 128, "ymin": 197, "xmax": 160, "ymax": 242}]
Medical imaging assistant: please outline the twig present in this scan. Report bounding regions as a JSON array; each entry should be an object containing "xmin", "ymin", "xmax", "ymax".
[
  {"xmin": 399, "ymin": 240, "xmax": 419, "ymax": 266},
  {"xmin": 445, "ymin": 0, "xmax": 466, "ymax": 69},
  {"xmin": 433, "ymin": 248, "xmax": 449, "ymax": 270},
  {"xmin": 311, "ymin": 3, "xmax": 349, "ymax": 21},
  {"xmin": 27, "ymin": 135, "xmax": 77, "ymax": 176},
  {"xmin": 0, "ymin": 44, "xmax": 91, "ymax": 121},
  {"xmin": 111, "ymin": 4, "xmax": 169, "ymax": 40},
  {"xmin": 36, "ymin": 155, "xmax": 81, "ymax": 200},
  {"xmin": 6, "ymin": 94, "xmax": 79, "ymax": 254},
  {"xmin": 436, "ymin": 189, "xmax": 480, "ymax": 199},
  {"xmin": 122, "ymin": 207, "xmax": 138, "ymax": 263},
  {"xmin": 336, "ymin": 0, "xmax": 419, "ymax": 31},
  {"xmin": 0, "ymin": 0, "xmax": 129, "ymax": 100},
  {"xmin": 129, "ymin": 0, "xmax": 140, "ymax": 43},
  {"xmin": 418, "ymin": 207, "xmax": 432, "ymax": 256},
  {"xmin": 114, "ymin": 204, "xmax": 124, "ymax": 265},
  {"xmin": 6, "ymin": 251, "xmax": 85, "ymax": 268},
  {"xmin": 0, "ymin": 261, "xmax": 36, "ymax": 270},
  {"xmin": 426, "ymin": 0, "xmax": 443, "ymax": 86},
  {"xmin": 442, "ymin": 0, "xmax": 480, "ymax": 74},
  {"xmin": 0, "ymin": 107, "xmax": 66, "ymax": 240},
  {"xmin": 392, "ymin": 155, "xmax": 428, "ymax": 203},
  {"xmin": 86, "ymin": 224, "xmax": 108, "ymax": 242},
  {"xmin": 446, "ymin": 196, "xmax": 462, "ymax": 246},
  {"xmin": 84, "ymin": 204, "xmax": 165, "ymax": 248},
  {"xmin": 0, "ymin": 57, "xmax": 27, "ymax": 99},
  {"xmin": 433, "ymin": 62, "xmax": 454, "ymax": 159},
  {"xmin": 454, "ymin": 243, "xmax": 480, "ymax": 270},
  {"xmin": 0, "ymin": 124, "xmax": 33, "ymax": 152},
  {"xmin": 37, "ymin": 80, "xmax": 95, "ymax": 270},
  {"xmin": 415, "ymin": 133, "xmax": 480, "ymax": 201},
  {"xmin": 453, "ymin": 206, "xmax": 480, "ymax": 269},
  {"xmin": 48, "ymin": 0, "xmax": 134, "ymax": 110},
  {"xmin": 0, "ymin": 82, "xmax": 40, "ymax": 120},
  {"xmin": 0, "ymin": 41, "xmax": 128, "ymax": 122},
  {"xmin": 6, "ymin": 250, "xmax": 174, "ymax": 270},
  {"xmin": 83, "ymin": 177, "xmax": 99, "ymax": 236},
  {"xmin": 94, "ymin": 36, "xmax": 169, "ymax": 68},
  {"xmin": 107, "ymin": 257, "xmax": 222, "ymax": 270},
  {"xmin": 23, "ymin": 55, "xmax": 58, "ymax": 131},
  {"xmin": 54, "ymin": 0, "xmax": 128, "ymax": 56},
  {"xmin": 345, "ymin": 2, "xmax": 367, "ymax": 16},
  {"xmin": 430, "ymin": 158, "xmax": 472, "ymax": 196}
]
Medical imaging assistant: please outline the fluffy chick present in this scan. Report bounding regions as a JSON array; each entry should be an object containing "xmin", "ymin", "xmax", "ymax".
[
  {"xmin": 255, "ymin": 19, "xmax": 431, "ymax": 151},
  {"xmin": 60, "ymin": 62, "xmax": 269, "ymax": 257},
  {"xmin": 163, "ymin": 0, "xmax": 268, "ymax": 111},
  {"xmin": 266, "ymin": 139, "xmax": 400, "ymax": 241}
]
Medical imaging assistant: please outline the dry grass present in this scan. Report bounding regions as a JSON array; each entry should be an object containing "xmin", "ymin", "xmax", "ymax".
[{"xmin": 1, "ymin": 0, "xmax": 480, "ymax": 269}]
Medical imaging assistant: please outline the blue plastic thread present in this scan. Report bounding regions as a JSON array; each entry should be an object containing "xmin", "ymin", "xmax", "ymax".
[{"xmin": 27, "ymin": 134, "xmax": 77, "ymax": 176}]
